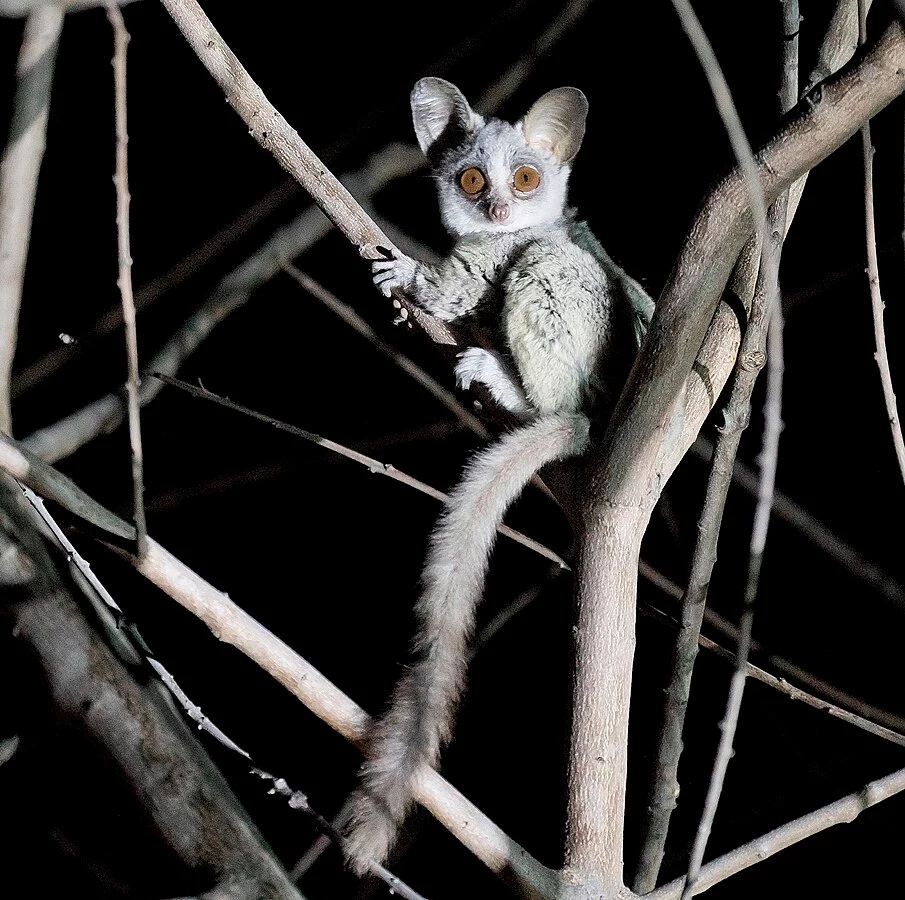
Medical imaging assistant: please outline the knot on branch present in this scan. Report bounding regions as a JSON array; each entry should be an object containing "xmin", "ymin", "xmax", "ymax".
[{"xmin": 740, "ymin": 349, "xmax": 766, "ymax": 372}]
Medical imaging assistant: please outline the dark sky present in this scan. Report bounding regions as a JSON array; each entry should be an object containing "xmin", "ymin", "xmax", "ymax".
[{"xmin": 2, "ymin": 2, "xmax": 905, "ymax": 898}]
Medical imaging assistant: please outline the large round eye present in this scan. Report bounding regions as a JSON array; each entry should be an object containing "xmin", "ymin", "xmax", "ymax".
[
  {"xmin": 513, "ymin": 165, "xmax": 541, "ymax": 193},
  {"xmin": 459, "ymin": 167, "xmax": 486, "ymax": 195}
]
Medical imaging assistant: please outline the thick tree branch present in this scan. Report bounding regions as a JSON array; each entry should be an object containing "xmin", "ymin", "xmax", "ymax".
[
  {"xmin": 0, "ymin": 5, "xmax": 62, "ymax": 433},
  {"xmin": 636, "ymin": 4, "xmax": 797, "ymax": 891},
  {"xmin": 157, "ymin": 0, "xmax": 456, "ymax": 346},
  {"xmin": 564, "ymin": 18, "xmax": 905, "ymax": 897},
  {"xmin": 0, "ymin": 482, "xmax": 306, "ymax": 900},
  {"xmin": 0, "ymin": 429, "xmax": 558, "ymax": 898},
  {"xmin": 4, "ymin": 427, "xmax": 903, "ymax": 898}
]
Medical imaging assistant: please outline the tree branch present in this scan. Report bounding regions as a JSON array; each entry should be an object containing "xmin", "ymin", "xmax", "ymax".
[
  {"xmin": 20, "ymin": 142, "xmax": 424, "ymax": 463},
  {"xmin": 5, "ymin": 426, "xmax": 903, "ymax": 897},
  {"xmin": 149, "ymin": 372, "xmax": 565, "ymax": 568},
  {"xmin": 635, "ymin": 3, "xmax": 796, "ymax": 890},
  {"xmin": 647, "ymin": 764, "xmax": 905, "ymax": 899},
  {"xmin": 0, "ymin": 480, "xmax": 306, "ymax": 900},
  {"xmin": 859, "ymin": 2, "xmax": 905, "ymax": 482},
  {"xmin": 0, "ymin": 428, "xmax": 558, "ymax": 899},
  {"xmin": 106, "ymin": 0, "xmax": 147, "ymax": 555},
  {"xmin": 564, "ymin": 16, "xmax": 905, "ymax": 897},
  {"xmin": 0, "ymin": 5, "xmax": 63, "ymax": 432}
]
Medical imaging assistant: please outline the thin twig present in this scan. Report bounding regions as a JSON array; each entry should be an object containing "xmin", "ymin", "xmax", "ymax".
[
  {"xmin": 4, "ymin": 423, "xmax": 903, "ymax": 824},
  {"xmin": 689, "ymin": 437, "xmax": 905, "ymax": 609},
  {"xmin": 19, "ymin": 476, "xmax": 425, "ymax": 898},
  {"xmin": 695, "ymin": 630, "xmax": 905, "ymax": 746},
  {"xmin": 637, "ymin": 596, "xmax": 905, "ymax": 748},
  {"xmin": 676, "ymin": 5, "xmax": 789, "ymax": 891},
  {"xmin": 10, "ymin": 0, "xmax": 579, "ymax": 398},
  {"xmin": 647, "ymin": 764, "xmax": 905, "ymax": 899},
  {"xmin": 859, "ymin": 0, "xmax": 905, "ymax": 483},
  {"xmin": 146, "ymin": 420, "xmax": 465, "ymax": 514},
  {"xmin": 20, "ymin": 142, "xmax": 424, "ymax": 464},
  {"xmin": 681, "ymin": 206, "xmax": 787, "ymax": 900},
  {"xmin": 150, "ymin": 372, "xmax": 566, "ymax": 569},
  {"xmin": 106, "ymin": 2, "xmax": 147, "ymax": 556},
  {"xmin": 635, "ymin": 5, "xmax": 791, "ymax": 891},
  {"xmin": 701, "ymin": 605, "xmax": 905, "ymax": 734},
  {"xmin": 281, "ymin": 263, "xmax": 489, "ymax": 439},
  {"xmin": 0, "ymin": 6, "xmax": 63, "ymax": 432}
]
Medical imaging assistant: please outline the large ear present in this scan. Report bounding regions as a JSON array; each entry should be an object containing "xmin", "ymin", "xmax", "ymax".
[
  {"xmin": 410, "ymin": 77, "xmax": 483, "ymax": 155},
  {"xmin": 522, "ymin": 87, "xmax": 588, "ymax": 164}
]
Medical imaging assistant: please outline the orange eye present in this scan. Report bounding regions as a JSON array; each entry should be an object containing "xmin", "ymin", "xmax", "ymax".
[
  {"xmin": 459, "ymin": 167, "xmax": 486, "ymax": 195},
  {"xmin": 513, "ymin": 165, "xmax": 541, "ymax": 193}
]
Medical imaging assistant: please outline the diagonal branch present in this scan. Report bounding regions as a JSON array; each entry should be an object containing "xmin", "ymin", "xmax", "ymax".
[
  {"xmin": 646, "ymin": 763, "xmax": 905, "ymax": 899},
  {"xmin": 565, "ymin": 16, "xmax": 905, "ymax": 897},
  {"xmin": 635, "ymin": 2, "xmax": 797, "ymax": 891},
  {"xmin": 4, "ymin": 427, "xmax": 903, "ymax": 899},
  {"xmin": 20, "ymin": 142, "xmax": 424, "ymax": 463},
  {"xmin": 149, "ymin": 372, "xmax": 565, "ymax": 567},
  {"xmin": 157, "ymin": 0, "xmax": 456, "ymax": 346},
  {"xmin": 0, "ymin": 427, "xmax": 559, "ymax": 900}
]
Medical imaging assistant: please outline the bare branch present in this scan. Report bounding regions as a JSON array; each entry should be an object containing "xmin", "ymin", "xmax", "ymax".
[
  {"xmin": 106, "ymin": 1, "xmax": 147, "ymax": 555},
  {"xmin": 859, "ymin": 3, "xmax": 905, "ymax": 482},
  {"xmin": 647, "ymin": 764, "xmax": 905, "ymax": 899},
  {"xmin": 281, "ymin": 264, "xmax": 489, "ymax": 439},
  {"xmin": 0, "ymin": 483, "xmax": 306, "ymax": 900},
  {"xmin": 635, "ymin": 4, "xmax": 796, "ymax": 890},
  {"xmin": 150, "ymin": 372, "xmax": 566, "ymax": 568},
  {"xmin": 701, "ymin": 604, "xmax": 905, "ymax": 733},
  {"xmin": 0, "ymin": 5, "xmax": 63, "ymax": 432},
  {"xmin": 20, "ymin": 142, "xmax": 423, "ymax": 463},
  {"xmin": 694, "ymin": 630, "xmax": 905, "ymax": 748},
  {"xmin": 566, "ymin": 11, "xmax": 905, "ymax": 898},
  {"xmin": 6, "ymin": 425, "xmax": 904, "ymax": 898},
  {"xmin": 681, "ymin": 212, "xmax": 786, "ymax": 900},
  {"xmin": 157, "ymin": 0, "xmax": 459, "ymax": 346},
  {"xmin": 0, "ymin": 427, "xmax": 558, "ymax": 898},
  {"xmin": 689, "ymin": 437, "xmax": 905, "ymax": 609}
]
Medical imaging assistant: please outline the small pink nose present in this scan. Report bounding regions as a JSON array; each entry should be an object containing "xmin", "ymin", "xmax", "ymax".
[{"xmin": 489, "ymin": 202, "xmax": 510, "ymax": 223}]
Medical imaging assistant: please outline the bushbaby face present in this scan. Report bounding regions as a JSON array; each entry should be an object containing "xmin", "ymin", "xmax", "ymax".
[
  {"xmin": 409, "ymin": 77, "xmax": 588, "ymax": 237},
  {"xmin": 432, "ymin": 118, "xmax": 573, "ymax": 235}
]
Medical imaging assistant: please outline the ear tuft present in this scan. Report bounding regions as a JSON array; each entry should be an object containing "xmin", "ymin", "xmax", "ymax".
[
  {"xmin": 410, "ymin": 77, "xmax": 483, "ymax": 155},
  {"xmin": 522, "ymin": 87, "xmax": 588, "ymax": 164}
]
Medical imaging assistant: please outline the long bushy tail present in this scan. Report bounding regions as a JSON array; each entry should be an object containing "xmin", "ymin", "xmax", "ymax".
[{"xmin": 344, "ymin": 412, "xmax": 589, "ymax": 872}]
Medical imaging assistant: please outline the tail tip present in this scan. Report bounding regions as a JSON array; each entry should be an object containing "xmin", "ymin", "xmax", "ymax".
[{"xmin": 342, "ymin": 791, "xmax": 399, "ymax": 876}]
